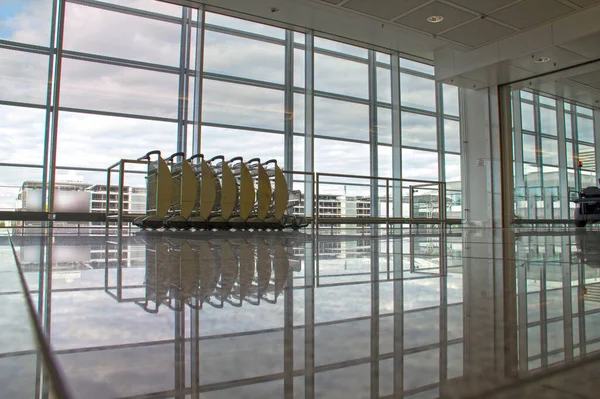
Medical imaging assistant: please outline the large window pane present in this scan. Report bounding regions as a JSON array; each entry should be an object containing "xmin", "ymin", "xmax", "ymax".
[
  {"xmin": 103, "ymin": 0, "xmax": 183, "ymax": 16},
  {"xmin": 444, "ymin": 119, "xmax": 460, "ymax": 153},
  {"xmin": 0, "ymin": 0, "xmax": 53, "ymax": 46},
  {"xmin": 540, "ymin": 107, "xmax": 557, "ymax": 136},
  {"xmin": 402, "ymin": 112, "xmax": 437, "ymax": 150},
  {"xmin": 523, "ymin": 134, "xmax": 536, "ymax": 164},
  {"xmin": 521, "ymin": 102, "xmax": 535, "ymax": 132},
  {"xmin": 378, "ymin": 145, "xmax": 392, "ymax": 178},
  {"xmin": 204, "ymin": 30, "xmax": 285, "ymax": 84},
  {"xmin": 378, "ymin": 107, "xmax": 392, "ymax": 144},
  {"xmin": 201, "ymin": 127, "xmax": 284, "ymax": 162},
  {"xmin": 0, "ymin": 105, "xmax": 46, "ymax": 163},
  {"xmin": 0, "ymin": 48, "xmax": 49, "ymax": 105},
  {"xmin": 0, "ymin": 166, "xmax": 43, "ymax": 211},
  {"xmin": 377, "ymin": 67, "xmax": 391, "ymax": 104},
  {"xmin": 566, "ymin": 142, "xmax": 574, "ymax": 168},
  {"xmin": 314, "ymin": 37, "xmax": 367, "ymax": 59},
  {"xmin": 315, "ymin": 53, "xmax": 368, "ymax": 99},
  {"xmin": 577, "ymin": 116, "xmax": 594, "ymax": 143},
  {"xmin": 314, "ymin": 97, "xmax": 369, "ymax": 142},
  {"xmin": 294, "ymin": 47, "xmax": 305, "ymax": 88},
  {"xmin": 578, "ymin": 144, "xmax": 596, "ymax": 170},
  {"xmin": 63, "ymin": 3, "xmax": 182, "ymax": 66},
  {"xmin": 60, "ymin": 59, "xmax": 179, "ymax": 118},
  {"xmin": 400, "ymin": 58, "xmax": 434, "ymax": 75},
  {"xmin": 401, "ymin": 73, "xmax": 436, "ymax": 112},
  {"xmin": 402, "ymin": 149, "xmax": 438, "ymax": 181},
  {"xmin": 445, "ymin": 154, "xmax": 461, "ymax": 183},
  {"xmin": 443, "ymin": 84, "xmax": 459, "ymax": 116},
  {"xmin": 202, "ymin": 79, "xmax": 284, "ymax": 131},
  {"xmin": 541, "ymin": 138, "xmax": 558, "ymax": 166},
  {"xmin": 565, "ymin": 113, "xmax": 572, "ymax": 139},
  {"xmin": 205, "ymin": 12, "xmax": 285, "ymax": 39},
  {"xmin": 56, "ymin": 112, "xmax": 177, "ymax": 168},
  {"xmin": 315, "ymin": 139, "xmax": 369, "ymax": 175}
]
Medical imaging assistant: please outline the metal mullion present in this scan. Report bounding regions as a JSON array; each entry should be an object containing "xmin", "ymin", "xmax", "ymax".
[
  {"xmin": 40, "ymin": 0, "xmax": 60, "ymax": 221},
  {"xmin": 398, "ymin": 67, "xmax": 435, "ymax": 81},
  {"xmin": 370, "ymin": 243, "xmax": 380, "ymax": 399},
  {"xmin": 204, "ymin": 72, "xmax": 285, "ymax": 91},
  {"xmin": 202, "ymin": 122, "xmax": 283, "ymax": 135},
  {"xmin": 376, "ymin": 102, "xmax": 392, "ymax": 109},
  {"xmin": 58, "ymin": 106, "xmax": 178, "ymax": 123},
  {"xmin": 391, "ymin": 54, "xmax": 402, "ymax": 218},
  {"xmin": 540, "ymin": 266, "xmax": 548, "ymax": 367},
  {"xmin": 556, "ymin": 98, "xmax": 569, "ymax": 219},
  {"xmin": 562, "ymin": 240, "xmax": 573, "ymax": 361},
  {"xmin": 0, "ymin": 100, "xmax": 49, "ymax": 110},
  {"xmin": 512, "ymin": 92, "xmax": 525, "ymax": 190},
  {"xmin": 313, "ymin": 47, "xmax": 369, "ymax": 65},
  {"xmin": 192, "ymin": 6, "xmax": 205, "ymax": 156},
  {"xmin": 314, "ymin": 90, "xmax": 370, "ymax": 106},
  {"xmin": 517, "ymin": 265, "xmax": 528, "ymax": 373},
  {"xmin": 0, "ymin": 39, "xmax": 51, "ymax": 55},
  {"xmin": 436, "ymin": 82, "xmax": 445, "ymax": 185},
  {"xmin": 176, "ymin": 7, "xmax": 189, "ymax": 154},
  {"xmin": 400, "ymin": 145, "xmax": 438, "ymax": 153},
  {"xmin": 368, "ymin": 50, "xmax": 379, "ymax": 217},
  {"xmin": 182, "ymin": 8, "xmax": 193, "ymax": 153},
  {"xmin": 399, "ymin": 105, "xmax": 438, "ymax": 118},
  {"xmin": 375, "ymin": 61, "xmax": 391, "ymax": 70},
  {"xmin": 61, "ymin": 49, "xmax": 180, "ymax": 74},
  {"xmin": 47, "ymin": 0, "xmax": 67, "ymax": 215},
  {"xmin": 312, "ymin": 135, "xmax": 368, "ymax": 145},
  {"xmin": 305, "ymin": 31, "xmax": 315, "ymax": 219},
  {"xmin": 67, "ymin": 0, "xmax": 183, "ymax": 24},
  {"xmin": 204, "ymin": 23, "xmax": 286, "ymax": 46},
  {"xmin": 594, "ymin": 109, "xmax": 600, "ymax": 182},
  {"xmin": 284, "ymin": 31, "xmax": 294, "ymax": 186},
  {"xmin": 304, "ymin": 239, "xmax": 315, "ymax": 399}
]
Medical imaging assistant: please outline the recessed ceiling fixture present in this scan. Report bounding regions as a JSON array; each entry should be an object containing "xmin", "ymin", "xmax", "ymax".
[
  {"xmin": 427, "ymin": 15, "xmax": 444, "ymax": 23},
  {"xmin": 534, "ymin": 56, "xmax": 551, "ymax": 63}
]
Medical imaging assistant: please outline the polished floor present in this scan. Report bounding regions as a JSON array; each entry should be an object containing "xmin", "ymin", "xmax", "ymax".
[{"xmin": 2, "ymin": 226, "xmax": 600, "ymax": 398}]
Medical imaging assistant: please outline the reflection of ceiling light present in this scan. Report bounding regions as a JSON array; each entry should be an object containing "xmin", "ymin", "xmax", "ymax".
[
  {"xmin": 427, "ymin": 15, "xmax": 444, "ymax": 23},
  {"xmin": 534, "ymin": 56, "xmax": 550, "ymax": 63}
]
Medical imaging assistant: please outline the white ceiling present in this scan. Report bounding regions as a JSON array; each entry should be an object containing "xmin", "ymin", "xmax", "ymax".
[{"xmin": 312, "ymin": 0, "xmax": 600, "ymax": 50}]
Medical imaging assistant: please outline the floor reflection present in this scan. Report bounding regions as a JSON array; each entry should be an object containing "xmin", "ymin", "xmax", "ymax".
[{"xmin": 5, "ymin": 228, "xmax": 600, "ymax": 398}]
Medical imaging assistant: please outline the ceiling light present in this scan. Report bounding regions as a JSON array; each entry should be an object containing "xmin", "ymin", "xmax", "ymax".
[
  {"xmin": 534, "ymin": 56, "xmax": 550, "ymax": 63},
  {"xmin": 427, "ymin": 15, "xmax": 444, "ymax": 23}
]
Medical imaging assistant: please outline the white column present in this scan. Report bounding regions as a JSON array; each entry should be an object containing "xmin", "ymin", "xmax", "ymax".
[{"xmin": 461, "ymin": 87, "xmax": 504, "ymax": 227}]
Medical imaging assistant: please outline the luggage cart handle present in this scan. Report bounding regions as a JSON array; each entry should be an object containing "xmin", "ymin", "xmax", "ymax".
[
  {"xmin": 262, "ymin": 159, "xmax": 278, "ymax": 166},
  {"xmin": 137, "ymin": 150, "xmax": 161, "ymax": 161},
  {"xmin": 227, "ymin": 156, "xmax": 243, "ymax": 164},
  {"xmin": 165, "ymin": 152, "xmax": 185, "ymax": 162},
  {"xmin": 246, "ymin": 158, "xmax": 261, "ymax": 165},
  {"xmin": 207, "ymin": 155, "xmax": 225, "ymax": 164},
  {"xmin": 187, "ymin": 153, "xmax": 204, "ymax": 162}
]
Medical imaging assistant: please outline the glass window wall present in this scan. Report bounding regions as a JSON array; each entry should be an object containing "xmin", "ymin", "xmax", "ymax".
[
  {"xmin": 0, "ymin": 0, "xmax": 463, "ymax": 222},
  {"xmin": 513, "ymin": 90, "xmax": 597, "ymax": 220}
]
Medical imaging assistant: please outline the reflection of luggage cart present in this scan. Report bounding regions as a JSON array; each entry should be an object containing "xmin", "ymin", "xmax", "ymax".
[{"xmin": 573, "ymin": 186, "xmax": 600, "ymax": 227}]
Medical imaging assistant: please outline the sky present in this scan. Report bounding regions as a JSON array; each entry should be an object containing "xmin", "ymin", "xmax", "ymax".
[{"xmin": 0, "ymin": 0, "xmax": 461, "ymax": 210}]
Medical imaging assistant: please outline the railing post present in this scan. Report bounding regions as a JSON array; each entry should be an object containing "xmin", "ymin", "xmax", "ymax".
[
  {"xmin": 106, "ymin": 167, "xmax": 111, "ymax": 231},
  {"xmin": 117, "ymin": 160, "xmax": 125, "ymax": 232}
]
